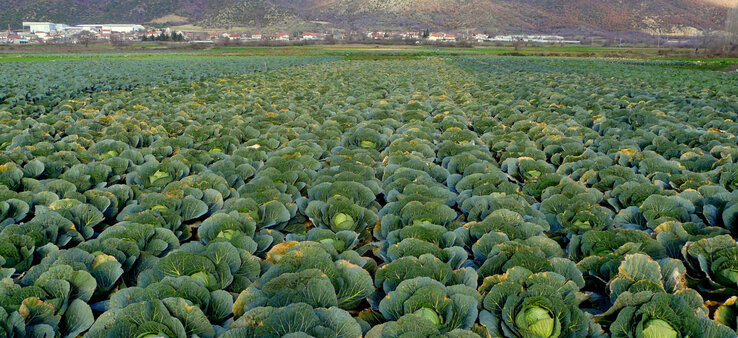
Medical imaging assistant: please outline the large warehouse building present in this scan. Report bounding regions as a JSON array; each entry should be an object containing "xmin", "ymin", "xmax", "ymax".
[
  {"xmin": 23, "ymin": 22, "xmax": 68, "ymax": 33},
  {"xmin": 23, "ymin": 22, "xmax": 144, "ymax": 34},
  {"xmin": 76, "ymin": 24, "xmax": 145, "ymax": 33}
]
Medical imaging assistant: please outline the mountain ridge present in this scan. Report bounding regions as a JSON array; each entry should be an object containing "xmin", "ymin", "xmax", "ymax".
[{"xmin": 1, "ymin": 0, "xmax": 735, "ymax": 34}]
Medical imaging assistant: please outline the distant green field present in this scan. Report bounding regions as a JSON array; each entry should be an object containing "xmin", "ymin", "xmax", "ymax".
[{"xmin": 1, "ymin": 43, "xmax": 736, "ymax": 72}]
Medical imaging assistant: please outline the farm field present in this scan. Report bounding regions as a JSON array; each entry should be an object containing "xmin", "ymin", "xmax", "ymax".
[{"xmin": 1, "ymin": 54, "xmax": 738, "ymax": 337}]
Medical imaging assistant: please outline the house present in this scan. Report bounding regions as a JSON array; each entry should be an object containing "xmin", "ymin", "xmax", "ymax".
[
  {"xmin": 443, "ymin": 34, "xmax": 457, "ymax": 42},
  {"xmin": 209, "ymin": 32, "xmax": 219, "ymax": 40},
  {"xmin": 251, "ymin": 32, "xmax": 263, "ymax": 40},
  {"xmin": 301, "ymin": 32, "xmax": 324, "ymax": 41},
  {"xmin": 389, "ymin": 31, "xmax": 405, "ymax": 39},
  {"xmin": 7, "ymin": 34, "xmax": 28, "ymax": 44},
  {"xmin": 366, "ymin": 31, "xmax": 387, "ymax": 39},
  {"xmin": 401, "ymin": 31, "xmax": 422, "ymax": 40},
  {"xmin": 228, "ymin": 33, "xmax": 241, "ymax": 40},
  {"xmin": 120, "ymin": 33, "xmax": 136, "ymax": 41},
  {"xmin": 491, "ymin": 35, "xmax": 513, "ymax": 42},
  {"xmin": 277, "ymin": 33, "xmax": 291, "ymax": 41},
  {"xmin": 472, "ymin": 33, "xmax": 489, "ymax": 42},
  {"xmin": 428, "ymin": 33, "xmax": 444, "ymax": 41}
]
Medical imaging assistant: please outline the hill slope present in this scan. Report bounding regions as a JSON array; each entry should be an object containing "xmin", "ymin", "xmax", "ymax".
[{"xmin": 1, "ymin": 0, "xmax": 735, "ymax": 33}]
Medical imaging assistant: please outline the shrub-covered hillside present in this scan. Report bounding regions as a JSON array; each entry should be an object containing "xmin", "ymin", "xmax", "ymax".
[
  {"xmin": 1, "ymin": 0, "xmax": 734, "ymax": 32},
  {"xmin": 0, "ymin": 55, "xmax": 737, "ymax": 337}
]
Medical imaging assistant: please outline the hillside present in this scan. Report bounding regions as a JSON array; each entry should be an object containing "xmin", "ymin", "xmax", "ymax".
[{"xmin": 1, "ymin": 0, "xmax": 735, "ymax": 34}]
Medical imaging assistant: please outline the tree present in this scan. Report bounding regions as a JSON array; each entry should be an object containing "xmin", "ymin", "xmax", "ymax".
[
  {"xmin": 78, "ymin": 31, "xmax": 95, "ymax": 47},
  {"xmin": 111, "ymin": 34, "xmax": 125, "ymax": 47},
  {"xmin": 726, "ymin": 5, "xmax": 738, "ymax": 46},
  {"xmin": 513, "ymin": 39, "xmax": 521, "ymax": 50}
]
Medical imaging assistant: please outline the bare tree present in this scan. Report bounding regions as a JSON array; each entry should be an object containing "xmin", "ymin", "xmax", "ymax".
[
  {"xmin": 513, "ymin": 39, "xmax": 521, "ymax": 50},
  {"xmin": 111, "ymin": 34, "xmax": 125, "ymax": 47},
  {"xmin": 78, "ymin": 31, "xmax": 95, "ymax": 48},
  {"xmin": 700, "ymin": 27, "xmax": 713, "ymax": 51},
  {"xmin": 726, "ymin": 5, "xmax": 738, "ymax": 45}
]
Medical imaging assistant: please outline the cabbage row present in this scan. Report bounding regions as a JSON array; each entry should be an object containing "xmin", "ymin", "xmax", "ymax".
[
  {"xmin": 0, "ymin": 56, "xmax": 339, "ymax": 114},
  {"xmin": 0, "ymin": 56, "xmax": 737, "ymax": 337}
]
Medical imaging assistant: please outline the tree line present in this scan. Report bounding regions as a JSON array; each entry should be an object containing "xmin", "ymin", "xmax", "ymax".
[{"xmin": 142, "ymin": 32, "xmax": 185, "ymax": 41}]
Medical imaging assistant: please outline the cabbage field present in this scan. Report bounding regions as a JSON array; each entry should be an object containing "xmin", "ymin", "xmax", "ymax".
[{"xmin": 1, "ymin": 54, "xmax": 738, "ymax": 337}]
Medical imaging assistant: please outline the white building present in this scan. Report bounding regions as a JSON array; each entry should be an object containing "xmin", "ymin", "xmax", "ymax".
[
  {"xmin": 301, "ymin": 32, "xmax": 324, "ymax": 41},
  {"xmin": 76, "ymin": 24, "xmax": 144, "ymax": 33},
  {"xmin": 63, "ymin": 26, "xmax": 84, "ymax": 33},
  {"xmin": 75, "ymin": 24, "xmax": 101, "ymax": 32},
  {"xmin": 429, "ymin": 33, "xmax": 456, "ymax": 42},
  {"xmin": 428, "ymin": 33, "xmax": 444, "ymax": 41},
  {"xmin": 490, "ymin": 35, "xmax": 578, "ymax": 44},
  {"xmin": 103, "ymin": 24, "xmax": 144, "ymax": 33},
  {"xmin": 23, "ymin": 22, "xmax": 66, "ymax": 33},
  {"xmin": 401, "ymin": 32, "xmax": 422, "ymax": 40},
  {"xmin": 473, "ymin": 33, "xmax": 489, "ymax": 42}
]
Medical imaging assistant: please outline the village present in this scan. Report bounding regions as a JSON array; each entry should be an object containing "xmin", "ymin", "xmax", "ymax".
[{"xmin": 0, "ymin": 21, "xmax": 593, "ymax": 46}]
